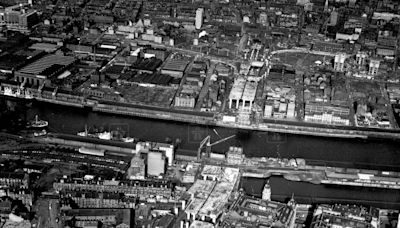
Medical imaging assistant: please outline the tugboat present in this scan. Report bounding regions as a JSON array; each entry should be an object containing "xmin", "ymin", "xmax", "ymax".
[
  {"xmin": 77, "ymin": 125, "xmax": 96, "ymax": 137},
  {"xmin": 27, "ymin": 115, "xmax": 48, "ymax": 129}
]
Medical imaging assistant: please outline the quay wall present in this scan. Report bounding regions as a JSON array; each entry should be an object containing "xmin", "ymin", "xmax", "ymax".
[
  {"xmin": 33, "ymin": 134, "xmax": 136, "ymax": 154},
  {"xmin": 2, "ymin": 89, "xmax": 400, "ymax": 140}
]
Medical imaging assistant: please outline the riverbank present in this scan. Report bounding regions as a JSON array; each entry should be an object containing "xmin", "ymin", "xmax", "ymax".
[
  {"xmin": 3, "ymin": 91, "xmax": 400, "ymax": 141},
  {"xmin": 3, "ymin": 99, "xmax": 400, "ymax": 210},
  {"xmin": 25, "ymin": 131, "xmax": 400, "ymax": 191},
  {"xmin": 242, "ymin": 177, "xmax": 400, "ymax": 209},
  {"xmin": 5, "ymin": 95, "xmax": 400, "ymax": 172}
]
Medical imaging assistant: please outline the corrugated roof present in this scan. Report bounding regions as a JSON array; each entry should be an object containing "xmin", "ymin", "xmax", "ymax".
[{"xmin": 19, "ymin": 54, "xmax": 75, "ymax": 75}]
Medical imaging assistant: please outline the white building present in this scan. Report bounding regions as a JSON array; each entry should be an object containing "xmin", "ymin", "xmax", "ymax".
[
  {"xmin": 195, "ymin": 8, "xmax": 204, "ymax": 30},
  {"xmin": 228, "ymin": 77, "xmax": 257, "ymax": 112},
  {"xmin": 147, "ymin": 151, "xmax": 166, "ymax": 177},
  {"xmin": 368, "ymin": 59, "xmax": 380, "ymax": 76},
  {"xmin": 135, "ymin": 141, "xmax": 174, "ymax": 166},
  {"xmin": 356, "ymin": 52, "xmax": 367, "ymax": 67},
  {"xmin": 333, "ymin": 53, "xmax": 346, "ymax": 72}
]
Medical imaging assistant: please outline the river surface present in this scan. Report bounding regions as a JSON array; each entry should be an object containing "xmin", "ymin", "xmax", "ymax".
[
  {"xmin": 3, "ymin": 99, "xmax": 400, "ymax": 209},
  {"xmin": 24, "ymin": 100, "xmax": 400, "ymax": 171},
  {"xmin": 242, "ymin": 177, "xmax": 400, "ymax": 209}
]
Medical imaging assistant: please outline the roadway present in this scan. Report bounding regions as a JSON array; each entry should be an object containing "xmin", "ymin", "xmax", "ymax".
[
  {"xmin": 34, "ymin": 198, "xmax": 61, "ymax": 228},
  {"xmin": 195, "ymin": 62, "xmax": 216, "ymax": 110}
]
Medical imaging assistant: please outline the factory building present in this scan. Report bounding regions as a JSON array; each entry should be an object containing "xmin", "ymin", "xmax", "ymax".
[
  {"xmin": 0, "ymin": 4, "xmax": 39, "ymax": 33},
  {"xmin": 147, "ymin": 151, "xmax": 166, "ymax": 177},
  {"xmin": 135, "ymin": 141, "xmax": 174, "ymax": 166},
  {"xmin": 228, "ymin": 77, "xmax": 257, "ymax": 112},
  {"xmin": 14, "ymin": 54, "xmax": 76, "ymax": 87}
]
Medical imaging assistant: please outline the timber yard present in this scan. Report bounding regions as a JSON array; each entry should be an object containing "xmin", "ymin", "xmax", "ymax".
[{"xmin": 1, "ymin": 0, "xmax": 400, "ymax": 227}]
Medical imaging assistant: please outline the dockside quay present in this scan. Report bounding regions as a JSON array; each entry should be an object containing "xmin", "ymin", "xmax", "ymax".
[{"xmin": 2, "ymin": 84, "xmax": 400, "ymax": 140}]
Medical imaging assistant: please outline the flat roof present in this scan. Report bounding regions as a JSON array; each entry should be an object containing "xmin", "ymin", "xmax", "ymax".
[
  {"xmin": 186, "ymin": 180, "xmax": 216, "ymax": 215},
  {"xmin": 199, "ymin": 167, "xmax": 239, "ymax": 218},
  {"xmin": 162, "ymin": 59, "xmax": 189, "ymax": 72},
  {"xmin": 186, "ymin": 198, "xmax": 207, "ymax": 215},
  {"xmin": 189, "ymin": 220, "xmax": 214, "ymax": 228},
  {"xmin": 229, "ymin": 77, "xmax": 246, "ymax": 100},
  {"xmin": 201, "ymin": 165, "xmax": 222, "ymax": 177},
  {"xmin": 242, "ymin": 81, "xmax": 257, "ymax": 101},
  {"xmin": 187, "ymin": 180, "xmax": 215, "ymax": 198},
  {"xmin": 29, "ymin": 43, "xmax": 60, "ymax": 52}
]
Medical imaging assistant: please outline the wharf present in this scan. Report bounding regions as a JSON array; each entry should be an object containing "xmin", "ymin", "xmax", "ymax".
[
  {"xmin": 36, "ymin": 97, "xmax": 85, "ymax": 108},
  {"xmin": 3, "ymin": 130, "xmax": 400, "ymax": 190},
  {"xmin": 31, "ymin": 133, "xmax": 136, "ymax": 155},
  {"xmin": 92, "ymin": 102, "xmax": 400, "ymax": 140},
  {"xmin": 240, "ymin": 164, "xmax": 400, "ymax": 190},
  {"xmin": 196, "ymin": 156, "xmax": 400, "ymax": 190},
  {"xmin": 93, "ymin": 102, "xmax": 214, "ymax": 125},
  {"xmin": 3, "ymin": 90, "xmax": 400, "ymax": 140}
]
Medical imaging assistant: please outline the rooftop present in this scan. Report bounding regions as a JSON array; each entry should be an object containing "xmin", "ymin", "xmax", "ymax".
[
  {"xmin": 199, "ymin": 168, "xmax": 239, "ymax": 218},
  {"xmin": 229, "ymin": 77, "xmax": 246, "ymax": 100},
  {"xmin": 242, "ymin": 80, "xmax": 258, "ymax": 101},
  {"xmin": 18, "ymin": 54, "xmax": 75, "ymax": 76},
  {"xmin": 63, "ymin": 208, "xmax": 134, "ymax": 226},
  {"xmin": 202, "ymin": 165, "xmax": 225, "ymax": 176},
  {"xmin": 189, "ymin": 220, "xmax": 214, "ymax": 228},
  {"xmin": 162, "ymin": 59, "xmax": 189, "ymax": 72}
]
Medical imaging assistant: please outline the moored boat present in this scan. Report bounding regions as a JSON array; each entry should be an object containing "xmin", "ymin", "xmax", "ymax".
[{"xmin": 27, "ymin": 115, "xmax": 48, "ymax": 128}]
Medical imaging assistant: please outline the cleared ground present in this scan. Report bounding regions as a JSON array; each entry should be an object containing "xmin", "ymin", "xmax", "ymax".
[{"xmin": 272, "ymin": 52, "xmax": 333, "ymax": 71}]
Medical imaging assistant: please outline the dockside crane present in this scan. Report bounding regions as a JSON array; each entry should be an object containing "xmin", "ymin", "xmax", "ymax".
[{"xmin": 197, "ymin": 132, "xmax": 236, "ymax": 161}]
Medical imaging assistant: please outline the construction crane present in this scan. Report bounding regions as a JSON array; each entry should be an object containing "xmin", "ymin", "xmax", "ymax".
[{"xmin": 197, "ymin": 133, "xmax": 235, "ymax": 161}]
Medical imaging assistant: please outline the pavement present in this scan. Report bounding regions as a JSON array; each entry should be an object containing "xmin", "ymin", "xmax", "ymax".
[{"xmin": 33, "ymin": 198, "xmax": 61, "ymax": 228}]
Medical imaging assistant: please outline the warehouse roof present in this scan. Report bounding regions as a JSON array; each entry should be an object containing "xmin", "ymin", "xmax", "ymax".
[{"xmin": 18, "ymin": 54, "xmax": 75, "ymax": 76}]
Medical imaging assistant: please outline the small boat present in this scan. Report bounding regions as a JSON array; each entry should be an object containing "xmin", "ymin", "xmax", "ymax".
[
  {"xmin": 28, "ymin": 115, "xmax": 48, "ymax": 128},
  {"xmin": 78, "ymin": 124, "xmax": 90, "ymax": 137},
  {"xmin": 122, "ymin": 137, "xmax": 135, "ymax": 143},
  {"xmin": 34, "ymin": 129, "xmax": 47, "ymax": 137},
  {"xmin": 77, "ymin": 131, "xmax": 87, "ymax": 137},
  {"xmin": 98, "ymin": 131, "xmax": 111, "ymax": 140}
]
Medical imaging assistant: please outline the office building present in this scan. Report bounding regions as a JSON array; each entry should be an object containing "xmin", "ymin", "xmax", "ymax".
[
  {"xmin": 369, "ymin": 59, "xmax": 380, "ymax": 76},
  {"xmin": 195, "ymin": 8, "xmax": 204, "ymax": 30}
]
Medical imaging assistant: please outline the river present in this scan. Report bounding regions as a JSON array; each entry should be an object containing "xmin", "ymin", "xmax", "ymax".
[
  {"xmin": 241, "ymin": 177, "xmax": 400, "ymax": 209},
  {"xmin": 3, "ymin": 98, "xmax": 400, "ymax": 209},
  {"xmin": 23, "ymin": 100, "xmax": 400, "ymax": 171}
]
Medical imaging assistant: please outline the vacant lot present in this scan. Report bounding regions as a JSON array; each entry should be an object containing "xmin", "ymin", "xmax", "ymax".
[{"xmin": 273, "ymin": 52, "xmax": 333, "ymax": 71}]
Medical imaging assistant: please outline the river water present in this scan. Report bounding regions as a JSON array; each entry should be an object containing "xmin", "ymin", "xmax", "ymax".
[
  {"xmin": 24, "ymin": 100, "xmax": 400, "ymax": 171},
  {"xmin": 4, "ymin": 99, "xmax": 400, "ymax": 209},
  {"xmin": 241, "ymin": 177, "xmax": 400, "ymax": 209}
]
